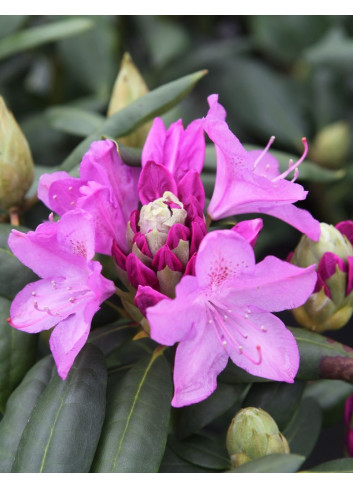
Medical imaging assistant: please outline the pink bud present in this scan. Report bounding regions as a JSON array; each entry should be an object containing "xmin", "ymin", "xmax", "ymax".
[
  {"xmin": 336, "ymin": 220, "xmax": 353, "ymax": 246},
  {"xmin": 190, "ymin": 217, "xmax": 207, "ymax": 256},
  {"xmin": 152, "ymin": 245, "xmax": 183, "ymax": 272},
  {"xmin": 126, "ymin": 253, "xmax": 159, "ymax": 290},
  {"xmin": 133, "ymin": 232, "xmax": 152, "ymax": 258},
  {"xmin": 166, "ymin": 223, "xmax": 190, "ymax": 249},
  {"xmin": 134, "ymin": 285, "xmax": 168, "ymax": 316}
]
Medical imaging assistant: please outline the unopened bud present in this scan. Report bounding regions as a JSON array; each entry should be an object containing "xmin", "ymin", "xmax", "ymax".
[
  {"xmin": 291, "ymin": 222, "xmax": 353, "ymax": 332},
  {"xmin": 311, "ymin": 121, "xmax": 351, "ymax": 168},
  {"xmin": 226, "ymin": 407, "xmax": 290, "ymax": 467},
  {"xmin": 107, "ymin": 52, "xmax": 151, "ymax": 148},
  {"xmin": 0, "ymin": 97, "xmax": 34, "ymax": 210}
]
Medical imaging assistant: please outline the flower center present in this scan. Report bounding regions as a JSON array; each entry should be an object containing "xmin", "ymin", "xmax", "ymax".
[{"xmin": 138, "ymin": 191, "xmax": 187, "ymax": 234}]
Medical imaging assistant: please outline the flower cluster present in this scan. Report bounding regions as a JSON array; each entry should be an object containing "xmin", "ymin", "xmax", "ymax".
[{"xmin": 7, "ymin": 94, "xmax": 320, "ymax": 406}]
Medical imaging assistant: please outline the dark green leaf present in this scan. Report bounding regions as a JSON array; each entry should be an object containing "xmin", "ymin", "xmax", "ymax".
[
  {"xmin": 92, "ymin": 347, "xmax": 172, "ymax": 472},
  {"xmin": 0, "ymin": 356, "xmax": 54, "ymax": 472},
  {"xmin": 0, "ymin": 296, "xmax": 38, "ymax": 413},
  {"xmin": 227, "ymin": 453, "xmax": 305, "ymax": 473},
  {"xmin": 168, "ymin": 434, "xmax": 230, "ymax": 471},
  {"xmin": 12, "ymin": 344, "xmax": 107, "ymax": 473},
  {"xmin": 304, "ymin": 28, "xmax": 353, "ymax": 70},
  {"xmin": 0, "ymin": 18, "xmax": 94, "ymax": 61},
  {"xmin": 305, "ymin": 458, "xmax": 353, "ymax": 472},
  {"xmin": 0, "ymin": 247, "xmax": 37, "ymax": 300},
  {"xmin": 0, "ymin": 16, "xmax": 28, "ymax": 39},
  {"xmin": 220, "ymin": 59, "xmax": 306, "ymax": 150},
  {"xmin": 46, "ymin": 106, "xmax": 105, "ymax": 137},
  {"xmin": 59, "ymin": 70, "xmax": 207, "ymax": 172},
  {"xmin": 88, "ymin": 320, "xmax": 138, "ymax": 356},
  {"xmin": 289, "ymin": 327, "xmax": 353, "ymax": 383},
  {"xmin": 159, "ymin": 446, "xmax": 211, "ymax": 473},
  {"xmin": 243, "ymin": 381, "xmax": 306, "ymax": 431},
  {"xmin": 283, "ymin": 397, "xmax": 322, "ymax": 458},
  {"xmin": 304, "ymin": 379, "xmax": 353, "ymax": 425},
  {"xmin": 177, "ymin": 383, "xmax": 250, "ymax": 439}
]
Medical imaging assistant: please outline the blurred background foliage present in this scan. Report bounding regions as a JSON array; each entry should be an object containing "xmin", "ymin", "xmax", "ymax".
[{"xmin": 1, "ymin": 14, "xmax": 353, "ymax": 468}]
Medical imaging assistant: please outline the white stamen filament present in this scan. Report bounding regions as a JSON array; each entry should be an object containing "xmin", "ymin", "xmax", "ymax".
[
  {"xmin": 253, "ymin": 136, "xmax": 275, "ymax": 170},
  {"xmin": 272, "ymin": 137, "xmax": 308, "ymax": 183}
]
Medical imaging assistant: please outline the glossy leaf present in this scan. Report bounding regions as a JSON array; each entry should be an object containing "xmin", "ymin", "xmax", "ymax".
[
  {"xmin": 0, "ymin": 296, "xmax": 38, "ymax": 413},
  {"xmin": 0, "ymin": 356, "xmax": 54, "ymax": 472},
  {"xmin": 12, "ymin": 344, "xmax": 107, "ymax": 473},
  {"xmin": 88, "ymin": 320, "xmax": 138, "ymax": 356},
  {"xmin": 92, "ymin": 347, "xmax": 172, "ymax": 472},
  {"xmin": 176, "ymin": 383, "xmax": 250, "ymax": 439},
  {"xmin": 283, "ymin": 397, "xmax": 322, "ymax": 458},
  {"xmin": 46, "ymin": 106, "xmax": 105, "ymax": 137},
  {"xmin": 0, "ymin": 16, "xmax": 28, "ymax": 39},
  {"xmin": 0, "ymin": 18, "xmax": 94, "ymax": 61},
  {"xmin": 227, "ymin": 454, "xmax": 305, "ymax": 473},
  {"xmin": 243, "ymin": 381, "xmax": 306, "ymax": 431},
  {"xmin": 159, "ymin": 446, "xmax": 210, "ymax": 473},
  {"xmin": 289, "ymin": 327, "xmax": 353, "ymax": 383},
  {"xmin": 305, "ymin": 458, "xmax": 353, "ymax": 472},
  {"xmin": 304, "ymin": 28, "xmax": 353, "ymax": 69},
  {"xmin": 59, "ymin": 70, "xmax": 207, "ymax": 172},
  {"xmin": 168, "ymin": 433, "xmax": 230, "ymax": 471}
]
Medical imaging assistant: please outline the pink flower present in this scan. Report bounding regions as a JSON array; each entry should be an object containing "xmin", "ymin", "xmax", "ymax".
[
  {"xmin": 38, "ymin": 139, "xmax": 140, "ymax": 255},
  {"xmin": 203, "ymin": 94, "xmax": 321, "ymax": 241},
  {"xmin": 143, "ymin": 229, "xmax": 317, "ymax": 407},
  {"xmin": 7, "ymin": 210, "xmax": 115, "ymax": 380}
]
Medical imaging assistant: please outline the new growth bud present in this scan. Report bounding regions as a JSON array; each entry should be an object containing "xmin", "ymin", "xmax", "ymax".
[
  {"xmin": 291, "ymin": 221, "xmax": 353, "ymax": 332},
  {"xmin": 0, "ymin": 97, "xmax": 34, "ymax": 210},
  {"xmin": 311, "ymin": 121, "xmax": 351, "ymax": 169},
  {"xmin": 226, "ymin": 407, "xmax": 290, "ymax": 467}
]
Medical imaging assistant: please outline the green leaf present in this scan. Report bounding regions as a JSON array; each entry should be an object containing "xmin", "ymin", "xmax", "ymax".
[
  {"xmin": 0, "ymin": 247, "xmax": 37, "ymax": 300},
  {"xmin": 168, "ymin": 433, "xmax": 230, "ymax": 471},
  {"xmin": 0, "ymin": 296, "xmax": 38, "ymax": 413},
  {"xmin": 0, "ymin": 356, "xmax": 54, "ymax": 472},
  {"xmin": 12, "ymin": 344, "xmax": 107, "ymax": 473},
  {"xmin": 220, "ymin": 58, "xmax": 306, "ymax": 150},
  {"xmin": 243, "ymin": 381, "xmax": 306, "ymax": 432},
  {"xmin": 289, "ymin": 327, "xmax": 353, "ymax": 383},
  {"xmin": 88, "ymin": 320, "xmax": 138, "ymax": 356},
  {"xmin": 159, "ymin": 446, "xmax": 211, "ymax": 473},
  {"xmin": 0, "ymin": 16, "xmax": 28, "ymax": 39},
  {"xmin": 305, "ymin": 458, "xmax": 353, "ymax": 472},
  {"xmin": 59, "ymin": 70, "xmax": 207, "ymax": 173},
  {"xmin": 304, "ymin": 379, "xmax": 353, "ymax": 425},
  {"xmin": 304, "ymin": 28, "xmax": 353, "ymax": 70},
  {"xmin": 176, "ymin": 383, "xmax": 250, "ymax": 439},
  {"xmin": 46, "ymin": 106, "xmax": 105, "ymax": 137},
  {"xmin": 92, "ymin": 347, "xmax": 172, "ymax": 472},
  {"xmin": 227, "ymin": 453, "xmax": 305, "ymax": 473},
  {"xmin": 0, "ymin": 18, "xmax": 94, "ymax": 61},
  {"xmin": 283, "ymin": 397, "xmax": 322, "ymax": 458}
]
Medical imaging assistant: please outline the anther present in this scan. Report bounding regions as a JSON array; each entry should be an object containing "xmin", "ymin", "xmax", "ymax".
[
  {"xmin": 69, "ymin": 186, "xmax": 73, "ymax": 191},
  {"xmin": 222, "ymin": 340, "xmax": 227, "ymax": 346},
  {"xmin": 70, "ymin": 201, "xmax": 75, "ymax": 206},
  {"xmin": 53, "ymin": 195, "xmax": 57, "ymax": 200},
  {"xmin": 261, "ymin": 326, "xmax": 267, "ymax": 332},
  {"xmin": 51, "ymin": 280, "xmax": 57, "ymax": 289},
  {"xmin": 69, "ymin": 297, "xmax": 75, "ymax": 303},
  {"xmin": 238, "ymin": 345, "xmax": 243, "ymax": 353},
  {"xmin": 31, "ymin": 291, "xmax": 36, "ymax": 296}
]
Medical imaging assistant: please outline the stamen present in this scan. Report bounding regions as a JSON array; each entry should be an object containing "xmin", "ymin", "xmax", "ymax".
[
  {"xmin": 69, "ymin": 297, "xmax": 75, "ymax": 303},
  {"xmin": 70, "ymin": 201, "xmax": 75, "ymax": 206},
  {"xmin": 261, "ymin": 326, "xmax": 267, "ymax": 332},
  {"xmin": 253, "ymin": 136, "xmax": 275, "ymax": 170},
  {"xmin": 31, "ymin": 291, "xmax": 36, "ymax": 296},
  {"xmin": 272, "ymin": 137, "xmax": 308, "ymax": 182},
  {"xmin": 53, "ymin": 195, "xmax": 57, "ymax": 200},
  {"xmin": 69, "ymin": 186, "xmax": 73, "ymax": 191},
  {"xmin": 51, "ymin": 280, "xmax": 57, "ymax": 289},
  {"xmin": 291, "ymin": 168, "xmax": 299, "ymax": 183}
]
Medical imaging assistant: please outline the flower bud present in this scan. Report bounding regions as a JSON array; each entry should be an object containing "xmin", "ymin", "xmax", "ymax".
[
  {"xmin": 226, "ymin": 407, "xmax": 290, "ymax": 467},
  {"xmin": 290, "ymin": 221, "xmax": 353, "ymax": 332},
  {"xmin": 107, "ymin": 52, "xmax": 151, "ymax": 148},
  {"xmin": 311, "ymin": 121, "xmax": 351, "ymax": 169},
  {"xmin": 0, "ymin": 97, "xmax": 34, "ymax": 210}
]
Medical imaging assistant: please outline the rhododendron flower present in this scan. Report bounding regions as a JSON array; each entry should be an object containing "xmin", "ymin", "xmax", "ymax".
[
  {"xmin": 142, "ymin": 229, "xmax": 317, "ymax": 407},
  {"xmin": 203, "ymin": 95, "xmax": 321, "ymax": 241},
  {"xmin": 7, "ymin": 210, "xmax": 115, "ymax": 379},
  {"xmin": 38, "ymin": 139, "xmax": 140, "ymax": 255}
]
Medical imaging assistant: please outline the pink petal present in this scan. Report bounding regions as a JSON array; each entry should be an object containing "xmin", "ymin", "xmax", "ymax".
[
  {"xmin": 38, "ymin": 172, "xmax": 82, "ymax": 215},
  {"xmin": 336, "ymin": 220, "xmax": 353, "ymax": 245},
  {"xmin": 49, "ymin": 301, "xmax": 98, "ymax": 380},
  {"xmin": 223, "ymin": 307, "xmax": 299, "ymax": 383},
  {"xmin": 134, "ymin": 285, "xmax": 168, "ymax": 316},
  {"xmin": 195, "ymin": 230, "xmax": 255, "ymax": 290},
  {"xmin": 80, "ymin": 139, "xmax": 140, "ymax": 224},
  {"xmin": 247, "ymin": 150, "xmax": 280, "ymax": 179},
  {"xmin": 184, "ymin": 253, "xmax": 197, "ymax": 276},
  {"xmin": 232, "ymin": 218, "xmax": 263, "ymax": 248},
  {"xmin": 141, "ymin": 117, "xmax": 166, "ymax": 168},
  {"xmin": 174, "ymin": 119, "xmax": 205, "ymax": 181},
  {"xmin": 172, "ymin": 321, "xmax": 228, "ymax": 407},
  {"xmin": 152, "ymin": 245, "xmax": 183, "ymax": 272},
  {"xmin": 56, "ymin": 209, "xmax": 95, "ymax": 262},
  {"xmin": 126, "ymin": 253, "xmax": 159, "ymax": 290},
  {"xmin": 78, "ymin": 182, "xmax": 127, "ymax": 254},
  {"xmin": 317, "ymin": 252, "xmax": 346, "ymax": 282},
  {"xmin": 263, "ymin": 204, "xmax": 321, "ymax": 241},
  {"xmin": 112, "ymin": 240, "xmax": 127, "ymax": 271},
  {"xmin": 164, "ymin": 119, "xmax": 183, "ymax": 175},
  {"xmin": 147, "ymin": 275, "xmax": 200, "ymax": 346},
  {"xmin": 226, "ymin": 255, "xmax": 317, "ymax": 312},
  {"xmin": 9, "ymin": 277, "xmax": 89, "ymax": 333},
  {"xmin": 177, "ymin": 170, "xmax": 205, "ymax": 210},
  {"xmin": 133, "ymin": 232, "xmax": 152, "ymax": 258},
  {"xmin": 138, "ymin": 161, "xmax": 178, "ymax": 205}
]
